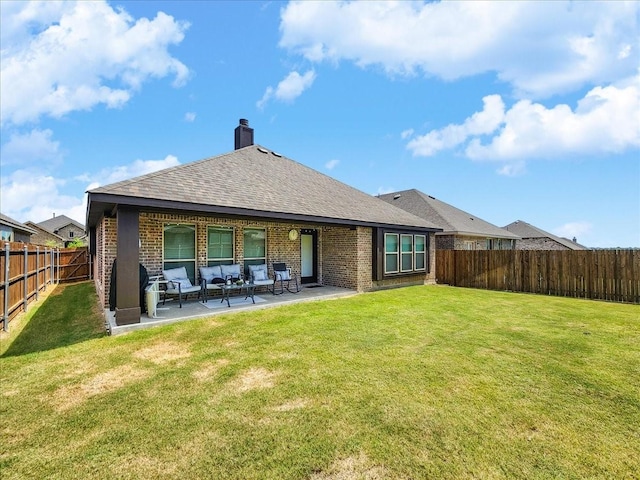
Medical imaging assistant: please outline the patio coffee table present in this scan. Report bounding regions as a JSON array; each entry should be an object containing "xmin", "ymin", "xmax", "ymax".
[{"xmin": 220, "ymin": 283, "xmax": 257, "ymax": 307}]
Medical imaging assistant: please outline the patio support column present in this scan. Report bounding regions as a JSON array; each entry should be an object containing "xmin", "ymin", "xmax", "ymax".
[{"xmin": 115, "ymin": 206, "xmax": 140, "ymax": 325}]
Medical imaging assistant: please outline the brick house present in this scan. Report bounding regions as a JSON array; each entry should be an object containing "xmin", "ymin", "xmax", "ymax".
[
  {"xmin": 379, "ymin": 189, "xmax": 519, "ymax": 250},
  {"xmin": 86, "ymin": 120, "xmax": 442, "ymax": 325},
  {"xmin": 35, "ymin": 214, "xmax": 86, "ymax": 246},
  {"xmin": 503, "ymin": 220, "xmax": 589, "ymax": 250},
  {"xmin": 24, "ymin": 221, "xmax": 66, "ymax": 247}
]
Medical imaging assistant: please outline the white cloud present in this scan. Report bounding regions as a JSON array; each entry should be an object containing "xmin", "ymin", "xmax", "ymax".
[
  {"xmin": 0, "ymin": 0, "xmax": 190, "ymax": 126},
  {"xmin": 0, "ymin": 169, "xmax": 86, "ymax": 224},
  {"xmin": 92, "ymin": 155, "xmax": 181, "ymax": 185},
  {"xmin": 0, "ymin": 128, "xmax": 62, "ymax": 167},
  {"xmin": 0, "ymin": 155, "xmax": 181, "ymax": 225},
  {"xmin": 325, "ymin": 159, "xmax": 340, "ymax": 170},
  {"xmin": 400, "ymin": 128, "xmax": 414, "ymax": 140},
  {"xmin": 553, "ymin": 221, "xmax": 593, "ymax": 242},
  {"xmin": 184, "ymin": 112, "xmax": 196, "ymax": 122},
  {"xmin": 279, "ymin": 1, "xmax": 638, "ymax": 98},
  {"xmin": 257, "ymin": 70, "xmax": 316, "ymax": 109},
  {"xmin": 407, "ymin": 78, "xmax": 640, "ymax": 174}
]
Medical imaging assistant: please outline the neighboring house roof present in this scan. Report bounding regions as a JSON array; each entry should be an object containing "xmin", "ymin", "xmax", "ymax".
[
  {"xmin": 37, "ymin": 214, "xmax": 85, "ymax": 234},
  {"xmin": 502, "ymin": 220, "xmax": 588, "ymax": 250},
  {"xmin": 378, "ymin": 189, "xmax": 519, "ymax": 240},
  {"xmin": 24, "ymin": 221, "xmax": 65, "ymax": 242},
  {"xmin": 87, "ymin": 145, "xmax": 441, "ymax": 231},
  {"xmin": 0, "ymin": 213, "xmax": 37, "ymax": 235}
]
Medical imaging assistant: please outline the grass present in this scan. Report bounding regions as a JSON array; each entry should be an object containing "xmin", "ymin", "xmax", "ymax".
[{"xmin": 1, "ymin": 283, "xmax": 638, "ymax": 479}]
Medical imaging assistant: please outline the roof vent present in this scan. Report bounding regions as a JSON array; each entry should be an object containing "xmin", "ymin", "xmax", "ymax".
[
  {"xmin": 272, "ymin": 151, "xmax": 282, "ymax": 157},
  {"xmin": 393, "ymin": 194, "xmax": 401, "ymax": 200},
  {"xmin": 428, "ymin": 195, "xmax": 435, "ymax": 199},
  {"xmin": 257, "ymin": 147, "xmax": 269, "ymax": 154},
  {"xmin": 234, "ymin": 118, "xmax": 254, "ymax": 150}
]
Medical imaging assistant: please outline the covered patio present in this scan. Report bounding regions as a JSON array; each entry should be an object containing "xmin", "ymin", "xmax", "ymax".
[{"xmin": 105, "ymin": 285, "xmax": 356, "ymax": 335}]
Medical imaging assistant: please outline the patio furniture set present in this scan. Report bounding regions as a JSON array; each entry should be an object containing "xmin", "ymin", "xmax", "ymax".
[{"xmin": 156, "ymin": 262, "xmax": 300, "ymax": 309}]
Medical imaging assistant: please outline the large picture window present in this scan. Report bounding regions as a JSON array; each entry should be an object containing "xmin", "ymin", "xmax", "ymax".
[
  {"xmin": 207, "ymin": 226, "xmax": 234, "ymax": 265},
  {"xmin": 244, "ymin": 227, "xmax": 266, "ymax": 268},
  {"xmin": 384, "ymin": 232, "xmax": 427, "ymax": 275},
  {"xmin": 163, "ymin": 224, "xmax": 196, "ymax": 281},
  {"xmin": 385, "ymin": 233, "xmax": 399, "ymax": 274}
]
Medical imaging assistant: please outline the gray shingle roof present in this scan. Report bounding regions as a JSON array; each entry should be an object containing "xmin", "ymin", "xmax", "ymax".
[
  {"xmin": 379, "ymin": 189, "xmax": 519, "ymax": 239},
  {"xmin": 37, "ymin": 214, "xmax": 85, "ymax": 233},
  {"xmin": 0, "ymin": 213, "xmax": 37, "ymax": 235},
  {"xmin": 87, "ymin": 145, "xmax": 440, "ymax": 230},
  {"xmin": 503, "ymin": 220, "xmax": 588, "ymax": 250}
]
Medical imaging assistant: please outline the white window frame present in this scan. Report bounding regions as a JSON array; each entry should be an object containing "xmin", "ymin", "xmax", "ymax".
[
  {"xmin": 400, "ymin": 234, "xmax": 414, "ymax": 273},
  {"xmin": 384, "ymin": 233, "xmax": 400, "ymax": 274},
  {"xmin": 244, "ymin": 227, "xmax": 266, "ymax": 265},
  {"xmin": 207, "ymin": 226, "xmax": 235, "ymax": 265},
  {"xmin": 163, "ymin": 223, "xmax": 197, "ymax": 282},
  {"xmin": 414, "ymin": 235, "xmax": 426, "ymax": 271}
]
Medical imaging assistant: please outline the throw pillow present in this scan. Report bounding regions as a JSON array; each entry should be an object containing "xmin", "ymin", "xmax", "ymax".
[
  {"xmin": 276, "ymin": 270, "xmax": 291, "ymax": 281},
  {"xmin": 253, "ymin": 269, "xmax": 266, "ymax": 281},
  {"xmin": 173, "ymin": 277, "xmax": 193, "ymax": 288}
]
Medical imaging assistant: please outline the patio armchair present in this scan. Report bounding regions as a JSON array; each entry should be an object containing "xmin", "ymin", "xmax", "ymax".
[
  {"xmin": 220, "ymin": 264, "xmax": 244, "ymax": 283},
  {"xmin": 273, "ymin": 262, "xmax": 300, "ymax": 295},
  {"xmin": 199, "ymin": 265, "xmax": 226, "ymax": 303},
  {"xmin": 247, "ymin": 263, "xmax": 275, "ymax": 293},
  {"xmin": 161, "ymin": 266, "xmax": 202, "ymax": 307}
]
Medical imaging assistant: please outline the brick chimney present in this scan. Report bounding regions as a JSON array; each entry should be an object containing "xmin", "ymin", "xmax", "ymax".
[{"xmin": 234, "ymin": 118, "xmax": 254, "ymax": 150}]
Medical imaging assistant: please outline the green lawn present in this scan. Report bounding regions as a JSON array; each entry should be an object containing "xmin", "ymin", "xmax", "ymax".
[{"xmin": 1, "ymin": 282, "xmax": 638, "ymax": 479}]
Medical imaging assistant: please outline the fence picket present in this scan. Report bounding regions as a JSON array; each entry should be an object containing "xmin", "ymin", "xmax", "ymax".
[{"xmin": 436, "ymin": 249, "xmax": 639, "ymax": 304}]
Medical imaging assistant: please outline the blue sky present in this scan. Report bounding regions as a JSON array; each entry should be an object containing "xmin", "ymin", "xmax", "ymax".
[{"xmin": 1, "ymin": 0, "xmax": 638, "ymax": 248}]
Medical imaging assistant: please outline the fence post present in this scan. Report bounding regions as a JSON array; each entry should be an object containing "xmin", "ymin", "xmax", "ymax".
[
  {"xmin": 3, "ymin": 243, "xmax": 9, "ymax": 332},
  {"xmin": 56, "ymin": 248, "xmax": 60, "ymax": 284},
  {"xmin": 23, "ymin": 243, "xmax": 28, "ymax": 313},
  {"xmin": 35, "ymin": 246, "xmax": 39, "ymax": 300}
]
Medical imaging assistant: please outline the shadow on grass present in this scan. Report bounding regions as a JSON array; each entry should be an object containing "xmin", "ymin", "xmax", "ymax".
[{"xmin": 1, "ymin": 281, "xmax": 106, "ymax": 358}]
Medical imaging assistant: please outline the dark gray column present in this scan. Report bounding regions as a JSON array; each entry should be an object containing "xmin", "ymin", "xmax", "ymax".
[{"xmin": 115, "ymin": 207, "xmax": 140, "ymax": 325}]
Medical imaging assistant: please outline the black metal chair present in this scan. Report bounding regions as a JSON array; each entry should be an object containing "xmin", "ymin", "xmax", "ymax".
[{"xmin": 272, "ymin": 262, "xmax": 300, "ymax": 295}]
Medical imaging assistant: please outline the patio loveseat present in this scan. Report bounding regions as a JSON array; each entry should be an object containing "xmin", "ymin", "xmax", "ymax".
[{"xmin": 199, "ymin": 264, "xmax": 244, "ymax": 302}]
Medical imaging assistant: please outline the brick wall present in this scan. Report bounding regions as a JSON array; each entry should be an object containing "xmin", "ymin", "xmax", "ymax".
[
  {"xmin": 516, "ymin": 238, "xmax": 571, "ymax": 250},
  {"xmin": 94, "ymin": 211, "xmax": 439, "ymax": 307}
]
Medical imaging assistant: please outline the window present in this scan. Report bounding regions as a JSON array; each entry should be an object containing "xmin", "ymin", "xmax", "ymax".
[
  {"xmin": 69, "ymin": 231, "xmax": 74, "ymax": 238},
  {"xmin": 207, "ymin": 226, "xmax": 234, "ymax": 265},
  {"xmin": 244, "ymin": 227, "xmax": 266, "ymax": 268},
  {"xmin": 384, "ymin": 232, "xmax": 428, "ymax": 275},
  {"xmin": 401, "ymin": 234, "xmax": 413, "ymax": 272},
  {"xmin": 414, "ymin": 235, "xmax": 426, "ymax": 270},
  {"xmin": 384, "ymin": 233, "xmax": 399, "ymax": 274},
  {"xmin": 163, "ymin": 224, "xmax": 196, "ymax": 281},
  {"xmin": 0, "ymin": 228, "xmax": 13, "ymax": 242},
  {"xmin": 464, "ymin": 241, "xmax": 475, "ymax": 250}
]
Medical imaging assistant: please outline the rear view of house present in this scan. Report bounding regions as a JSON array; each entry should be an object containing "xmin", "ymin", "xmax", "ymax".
[{"xmin": 86, "ymin": 120, "xmax": 442, "ymax": 325}]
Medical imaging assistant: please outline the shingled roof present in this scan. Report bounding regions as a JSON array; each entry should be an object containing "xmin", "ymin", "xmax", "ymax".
[
  {"xmin": 37, "ymin": 214, "xmax": 85, "ymax": 233},
  {"xmin": 0, "ymin": 213, "xmax": 37, "ymax": 235},
  {"xmin": 378, "ymin": 189, "xmax": 519, "ymax": 239},
  {"xmin": 503, "ymin": 220, "xmax": 588, "ymax": 250},
  {"xmin": 87, "ymin": 145, "xmax": 440, "ymax": 231}
]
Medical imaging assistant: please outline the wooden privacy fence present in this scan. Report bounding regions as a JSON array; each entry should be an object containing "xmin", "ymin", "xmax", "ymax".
[
  {"xmin": 0, "ymin": 243, "xmax": 91, "ymax": 331},
  {"xmin": 436, "ymin": 249, "xmax": 640, "ymax": 304}
]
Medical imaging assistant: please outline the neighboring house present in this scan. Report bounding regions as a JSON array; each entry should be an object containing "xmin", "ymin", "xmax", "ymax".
[
  {"xmin": 24, "ymin": 221, "xmax": 66, "ymax": 247},
  {"xmin": 0, "ymin": 213, "xmax": 37, "ymax": 243},
  {"xmin": 379, "ymin": 189, "xmax": 519, "ymax": 250},
  {"xmin": 36, "ymin": 214, "xmax": 86, "ymax": 246},
  {"xmin": 502, "ymin": 220, "xmax": 589, "ymax": 250},
  {"xmin": 86, "ymin": 120, "xmax": 443, "ymax": 326}
]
